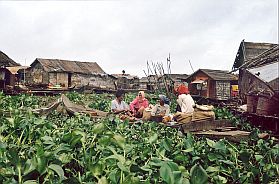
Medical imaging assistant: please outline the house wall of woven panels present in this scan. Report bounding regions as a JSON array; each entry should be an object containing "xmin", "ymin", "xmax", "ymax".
[
  {"xmin": 24, "ymin": 62, "xmax": 116, "ymax": 89},
  {"xmin": 25, "ymin": 63, "xmax": 45, "ymax": 84},
  {"xmin": 49, "ymin": 72, "xmax": 68, "ymax": 87}
]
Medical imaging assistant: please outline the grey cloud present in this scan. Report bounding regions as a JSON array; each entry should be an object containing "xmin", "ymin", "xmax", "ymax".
[{"xmin": 0, "ymin": 0, "xmax": 277, "ymax": 76}]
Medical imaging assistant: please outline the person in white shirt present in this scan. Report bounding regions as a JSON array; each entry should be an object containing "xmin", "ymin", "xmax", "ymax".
[
  {"xmin": 111, "ymin": 89, "xmax": 130, "ymax": 114},
  {"xmin": 151, "ymin": 95, "xmax": 170, "ymax": 117},
  {"xmin": 176, "ymin": 85, "xmax": 195, "ymax": 113}
]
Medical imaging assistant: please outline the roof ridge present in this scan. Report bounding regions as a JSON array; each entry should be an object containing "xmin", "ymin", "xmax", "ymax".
[
  {"xmin": 36, "ymin": 58, "xmax": 96, "ymax": 62},
  {"xmin": 243, "ymin": 41, "xmax": 277, "ymax": 45}
]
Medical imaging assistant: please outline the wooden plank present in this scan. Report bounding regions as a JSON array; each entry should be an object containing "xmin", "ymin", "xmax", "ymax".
[
  {"xmin": 193, "ymin": 130, "xmax": 270, "ymax": 142},
  {"xmin": 182, "ymin": 119, "xmax": 233, "ymax": 132},
  {"xmin": 193, "ymin": 130, "xmax": 250, "ymax": 142}
]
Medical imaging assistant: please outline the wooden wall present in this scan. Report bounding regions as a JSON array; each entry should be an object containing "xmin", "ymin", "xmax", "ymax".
[
  {"xmin": 188, "ymin": 71, "xmax": 209, "ymax": 97},
  {"xmin": 188, "ymin": 71, "xmax": 236, "ymax": 100},
  {"xmin": 208, "ymin": 80, "xmax": 215, "ymax": 99},
  {"xmin": 0, "ymin": 69, "xmax": 15, "ymax": 88}
]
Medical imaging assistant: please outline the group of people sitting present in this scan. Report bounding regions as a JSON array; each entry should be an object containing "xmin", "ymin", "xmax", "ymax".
[{"xmin": 111, "ymin": 84, "xmax": 196, "ymax": 122}]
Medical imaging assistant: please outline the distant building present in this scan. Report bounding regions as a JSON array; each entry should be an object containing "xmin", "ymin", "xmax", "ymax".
[
  {"xmin": 186, "ymin": 69, "xmax": 238, "ymax": 100},
  {"xmin": 139, "ymin": 75, "xmax": 157, "ymax": 90},
  {"xmin": 24, "ymin": 58, "xmax": 116, "ymax": 89},
  {"xmin": 0, "ymin": 66, "xmax": 28, "ymax": 89},
  {"xmin": 158, "ymin": 73, "xmax": 189, "ymax": 88},
  {"xmin": 0, "ymin": 51, "xmax": 21, "ymax": 89},
  {"xmin": 112, "ymin": 73, "xmax": 139, "ymax": 89}
]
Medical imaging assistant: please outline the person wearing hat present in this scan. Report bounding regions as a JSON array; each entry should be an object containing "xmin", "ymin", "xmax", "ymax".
[
  {"xmin": 130, "ymin": 91, "xmax": 149, "ymax": 118},
  {"xmin": 176, "ymin": 85, "xmax": 195, "ymax": 113},
  {"xmin": 150, "ymin": 95, "xmax": 170, "ymax": 121}
]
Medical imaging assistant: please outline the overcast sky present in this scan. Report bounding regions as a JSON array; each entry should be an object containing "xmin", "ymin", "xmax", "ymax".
[{"xmin": 0, "ymin": 0, "xmax": 278, "ymax": 77}]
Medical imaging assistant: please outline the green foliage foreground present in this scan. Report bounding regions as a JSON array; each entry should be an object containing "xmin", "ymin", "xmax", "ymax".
[{"xmin": 0, "ymin": 92, "xmax": 278, "ymax": 184}]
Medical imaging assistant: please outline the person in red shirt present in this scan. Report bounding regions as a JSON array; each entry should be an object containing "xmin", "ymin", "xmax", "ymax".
[{"xmin": 130, "ymin": 91, "xmax": 149, "ymax": 118}]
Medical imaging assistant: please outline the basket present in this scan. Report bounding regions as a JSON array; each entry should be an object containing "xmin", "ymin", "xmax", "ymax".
[
  {"xmin": 247, "ymin": 94, "xmax": 258, "ymax": 113},
  {"xmin": 256, "ymin": 95, "xmax": 277, "ymax": 115}
]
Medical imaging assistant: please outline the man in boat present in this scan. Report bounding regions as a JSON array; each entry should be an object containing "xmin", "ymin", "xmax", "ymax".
[{"xmin": 111, "ymin": 89, "xmax": 131, "ymax": 114}]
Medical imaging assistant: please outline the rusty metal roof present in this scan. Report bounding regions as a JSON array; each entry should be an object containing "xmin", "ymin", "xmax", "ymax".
[{"xmin": 32, "ymin": 58, "xmax": 105, "ymax": 74}]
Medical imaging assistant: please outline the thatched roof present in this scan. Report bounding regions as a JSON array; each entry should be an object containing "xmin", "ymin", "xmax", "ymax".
[
  {"xmin": 232, "ymin": 40, "xmax": 277, "ymax": 70},
  {"xmin": 0, "ymin": 51, "xmax": 20, "ymax": 67},
  {"xmin": 240, "ymin": 45, "xmax": 279, "ymax": 69},
  {"xmin": 187, "ymin": 69, "xmax": 238, "ymax": 81},
  {"xmin": 31, "ymin": 58, "xmax": 105, "ymax": 74}
]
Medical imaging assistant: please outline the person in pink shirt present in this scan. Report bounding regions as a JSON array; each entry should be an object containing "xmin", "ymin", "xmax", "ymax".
[{"xmin": 130, "ymin": 91, "xmax": 149, "ymax": 118}]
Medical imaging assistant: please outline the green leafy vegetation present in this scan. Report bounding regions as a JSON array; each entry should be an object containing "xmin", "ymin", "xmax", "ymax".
[{"xmin": 0, "ymin": 92, "xmax": 278, "ymax": 183}]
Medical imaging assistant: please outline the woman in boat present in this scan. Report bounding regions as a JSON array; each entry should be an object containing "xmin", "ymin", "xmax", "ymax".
[
  {"xmin": 150, "ymin": 95, "xmax": 170, "ymax": 122},
  {"xmin": 130, "ymin": 91, "xmax": 149, "ymax": 118},
  {"xmin": 176, "ymin": 85, "xmax": 195, "ymax": 113}
]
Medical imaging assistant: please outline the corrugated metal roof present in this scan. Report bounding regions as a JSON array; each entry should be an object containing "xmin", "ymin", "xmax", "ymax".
[
  {"xmin": 32, "ymin": 58, "xmax": 105, "ymax": 74},
  {"xmin": 248, "ymin": 62, "xmax": 279, "ymax": 83}
]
